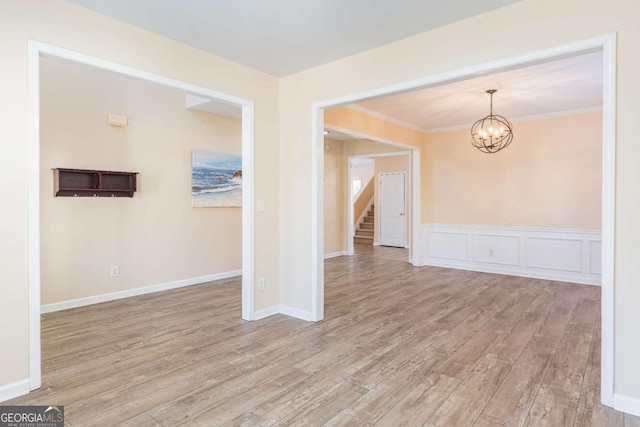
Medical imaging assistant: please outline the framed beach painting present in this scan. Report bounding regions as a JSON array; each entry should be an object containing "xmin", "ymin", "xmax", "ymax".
[{"xmin": 191, "ymin": 150, "xmax": 242, "ymax": 207}]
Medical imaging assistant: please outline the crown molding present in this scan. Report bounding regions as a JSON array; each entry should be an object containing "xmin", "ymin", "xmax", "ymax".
[
  {"xmin": 347, "ymin": 104, "xmax": 603, "ymax": 135},
  {"xmin": 423, "ymin": 106, "xmax": 603, "ymax": 133},
  {"xmin": 345, "ymin": 104, "xmax": 429, "ymax": 133}
]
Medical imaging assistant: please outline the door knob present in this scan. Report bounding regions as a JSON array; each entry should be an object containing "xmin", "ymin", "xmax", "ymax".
[{"xmin": 400, "ymin": 213, "xmax": 405, "ymax": 216}]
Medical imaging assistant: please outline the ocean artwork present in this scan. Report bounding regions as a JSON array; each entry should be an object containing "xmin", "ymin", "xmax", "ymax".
[{"xmin": 192, "ymin": 150, "xmax": 242, "ymax": 207}]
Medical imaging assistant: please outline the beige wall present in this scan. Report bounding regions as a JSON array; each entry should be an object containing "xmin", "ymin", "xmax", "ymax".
[
  {"xmin": 373, "ymin": 155, "xmax": 411, "ymax": 245},
  {"xmin": 279, "ymin": 0, "xmax": 640, "ymax": 400},
  {"xmin": 323, "ymin": 138, "xmax": 345, "ymax": 254},
  {"xmin": 39, "ymin": 57, "xmax": 242, "ymax": 305},
  {"xmin": 422, "ymin": 112, "xmax": 602, "ymax": 229},
  {"xmin": 325, "ymin": 107, "xmax": 423, "ymax": 148},
  {"xmin": 343, "ymin": 139, "xmax": 407, "ymax": 157},
  {"xmin": 0, "ymin": 0, "xmax": 279, "ymax": 388}
]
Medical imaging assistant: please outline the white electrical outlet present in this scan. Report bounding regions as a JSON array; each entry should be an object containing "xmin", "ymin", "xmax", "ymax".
[
  {"xmin": 110, "ymin": 266, "xmax": 119, "ymax": 277},
  {"xmin": 258, "ymin": 278, "xmax": 265, "ymax": 291}
]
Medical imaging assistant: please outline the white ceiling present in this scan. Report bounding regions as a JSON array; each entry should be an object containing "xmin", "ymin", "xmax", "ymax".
[
  {"xmin": 354, "ymin": 51, "xmax": 603, "ymax": 132},
  {"xmin": 66, "ymin": 0, "xmax": 523, "ymax": 76}
]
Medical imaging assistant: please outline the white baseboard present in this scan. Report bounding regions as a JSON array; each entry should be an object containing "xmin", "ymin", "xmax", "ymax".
[
  {"xmin": 254, "ymin": 305, "xmax": 280, "ymax": 320},
  {"xmin": 279, "ymin": 305, "xmax": 314, "ymax": 321},
  {"xmin": 41, "ymin": 270, "xmax": 242, "ymax": 314},
  {"xmin": 422, "ymin": 224, "xmax": 601, "ymax": 286},
  {"xmin": 252, "ymin": 305, "xmax": 315, "ymax": 322},
  {"xmin": 614, "ymin": 394, "xmax": 640, "ymax": 417},
  {"xmin": 0, "ymin": 379, "xmax": 30, "ymax": 403},
  {"xmin": 324, "ymin": 251, "xmax": 347, "ymax": 259},
  {"xmin": 422, "ymin": 259, "xmax": 600, "ymax": 286}
]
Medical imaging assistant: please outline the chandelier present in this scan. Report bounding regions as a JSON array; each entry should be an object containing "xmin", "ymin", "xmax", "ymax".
[{"xmin": 471, "ymin": 89, "xmax": 513, "ymax": 153}]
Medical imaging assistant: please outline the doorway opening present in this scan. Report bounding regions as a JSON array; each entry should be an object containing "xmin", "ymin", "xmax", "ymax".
[
  {"xmin": 346, "ymin": 151, "xmax": 413, "ymax": 261},
  {"xmin": 27, "ymin": 41, "xmax": 256, "ymax": 391},
  {"xmin": 312, "ymin": 34, "xmax": 616, "ymax": 406}
]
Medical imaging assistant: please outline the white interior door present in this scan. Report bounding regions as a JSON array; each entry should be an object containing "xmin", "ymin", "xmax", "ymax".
[{"xmin": 379, "ymin": 172, "xmax": 406, "ymax": 247}]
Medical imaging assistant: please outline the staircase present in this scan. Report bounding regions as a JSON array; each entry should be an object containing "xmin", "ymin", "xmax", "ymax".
[{"xmin": 354, "ymin": 204, "xmax": 374, "ymax": 244}]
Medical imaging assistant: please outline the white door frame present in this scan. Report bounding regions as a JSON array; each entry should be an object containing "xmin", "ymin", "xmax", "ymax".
[
  {"xmin": 347, "ymin": 151, "xmax": 412, "ymax": 258},
  {"xmin": 378, "ymin": 171, "xmax": 408, "ymax": 248},
  {"xmin": 27, "ymin": 41, "xmax": 256, "ymax": 391},
  {"xmin": 312, "ymin": 33, "xmax": 616, "ymax": 406}
]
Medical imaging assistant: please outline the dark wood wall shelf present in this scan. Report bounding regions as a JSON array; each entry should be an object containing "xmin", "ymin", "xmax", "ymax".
[{"xmin": 53, "ymin": 168, "xmax": 138, "ymax": 198}]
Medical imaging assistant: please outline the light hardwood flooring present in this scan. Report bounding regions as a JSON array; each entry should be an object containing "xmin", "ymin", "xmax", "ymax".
[
  {"xmin": 8, "ymin": 247, "xmax": 639, "ymax": 426},
  {"xmin": 352, "ymin": 241, "xmax": 410, "ymax": 263}
]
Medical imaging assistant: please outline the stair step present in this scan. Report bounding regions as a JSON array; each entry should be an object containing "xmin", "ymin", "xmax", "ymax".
[
  {"xmin": 356, "ymin": 229, "xmax": 374, "ymax": 237},
  {"xmin": 354, "ymin": 235, "xmax": 373, "ymax": 242},
  {"xmin": 360, "ymin": 223, "xmax": 374, "ymax": 230},
  {"xmin": 363, "ymin": 217, "xmax": 374, "ymax": 223}
]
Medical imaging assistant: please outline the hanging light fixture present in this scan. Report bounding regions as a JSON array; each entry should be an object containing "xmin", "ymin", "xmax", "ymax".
[{"xmin": 471, "ymin": 89, "xmax": 513, "ymax": 153}]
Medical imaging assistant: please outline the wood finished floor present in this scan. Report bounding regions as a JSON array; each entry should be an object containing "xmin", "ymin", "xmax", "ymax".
[{"xmin": 8, "ymin": 244, "xmax": 639, "ymax": 426}]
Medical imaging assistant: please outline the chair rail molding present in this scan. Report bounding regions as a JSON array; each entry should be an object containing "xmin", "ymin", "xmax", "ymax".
[{"xmin": 422, "ymin": 223, "xmax": 602, "ymax": 285}]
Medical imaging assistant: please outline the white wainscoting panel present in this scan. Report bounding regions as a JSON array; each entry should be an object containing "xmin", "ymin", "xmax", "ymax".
[
  {"xmin": 423, "ymin": 224, "xmax": 601, "ymax": 285},
  {"xmin": 473, "ymin": 234, "xmax": 520, "ymax": 266},
  {"xmin": 590, "ymin": 240, "xmax": 602, "ymax": 275},
  {"xmin": 527, "ymin": 237, "xmax": 582, "ymax": 272},
  {"xmin": 428, "ymin": 231, "xmax": 469, "ymax": 260}
]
